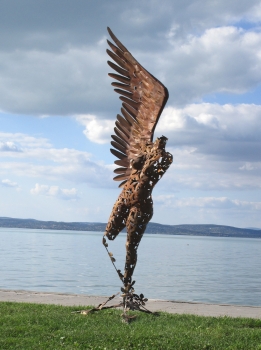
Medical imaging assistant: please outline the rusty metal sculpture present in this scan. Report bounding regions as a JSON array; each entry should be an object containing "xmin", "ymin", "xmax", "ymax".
[
  {"xmin": 76, "ymin": 28, "xmax": 172, "ymax": 319},
  {"xmin": 102, "ymin": 28, "xmax": 173, "ymax": 313}
]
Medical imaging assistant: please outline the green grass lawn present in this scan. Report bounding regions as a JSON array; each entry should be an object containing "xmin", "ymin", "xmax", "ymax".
[{"xmin": 0, "ymin": 302, "xmax": 261, "ymax": 349}]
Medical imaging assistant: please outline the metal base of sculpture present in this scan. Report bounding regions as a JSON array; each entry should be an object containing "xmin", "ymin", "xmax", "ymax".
[{"xmin": 73, "ymin": 291, "xmax": 154, "ymax": 323}]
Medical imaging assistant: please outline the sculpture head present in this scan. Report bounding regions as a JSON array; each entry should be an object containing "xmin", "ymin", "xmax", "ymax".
[{"xmin": 153, "ymin": 136, "xmax": 168, "ymax": 150}]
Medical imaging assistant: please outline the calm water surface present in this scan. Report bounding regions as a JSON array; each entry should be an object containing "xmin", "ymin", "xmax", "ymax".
[{"xmin": 1, "ymin": 228, "xmax": 261, "ymax": 306}]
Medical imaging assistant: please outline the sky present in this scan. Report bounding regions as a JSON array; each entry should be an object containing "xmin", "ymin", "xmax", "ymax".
[{"xmin": 0, "ymin": 0, "xmax": 261, "ymax": 228}]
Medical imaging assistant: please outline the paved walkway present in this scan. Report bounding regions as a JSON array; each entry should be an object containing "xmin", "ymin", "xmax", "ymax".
[{"xmin": 1, "ymin": 289, "xmax": 260, "ymax": 319}]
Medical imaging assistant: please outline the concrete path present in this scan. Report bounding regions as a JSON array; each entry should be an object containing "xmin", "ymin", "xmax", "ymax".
[{"xmin": 1, "ymin": 289, "xmax": 261, "ymax": 319}]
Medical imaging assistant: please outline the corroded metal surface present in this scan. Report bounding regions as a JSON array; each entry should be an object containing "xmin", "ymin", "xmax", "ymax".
[
  {"xmin": 103, "ymin": 28, "xmax": 173, "ymax": 297},
  {"xmin": 106, "ymin": 27, "xmax": 169, "ymax": 187}
]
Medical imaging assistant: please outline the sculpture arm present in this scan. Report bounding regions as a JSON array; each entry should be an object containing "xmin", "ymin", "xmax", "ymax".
[
  {"xmin": 141, "ymin": 149, "xmax": 173, "ymax": 183},
  {"xmin": 157, "ymin": 151, "xmax": 173, "ymax": 177}
]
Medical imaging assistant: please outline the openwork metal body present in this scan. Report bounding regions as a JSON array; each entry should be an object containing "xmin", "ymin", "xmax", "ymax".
[
  {"xmin": 103, "ymin": 139, "xmax": 172, "ymax": 289},
  {"xmin": 102, "ymin": 28, "xmax": 173, "ymax": 298}
]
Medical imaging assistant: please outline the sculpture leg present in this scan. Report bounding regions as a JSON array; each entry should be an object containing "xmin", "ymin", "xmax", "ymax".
[
  {"xmin": 123, "ymin": 205, "xmax": 152, "ymax": 289},
  {"xmin": 103, "ymin": 199, "xmax": 129, "ymax": 241}
]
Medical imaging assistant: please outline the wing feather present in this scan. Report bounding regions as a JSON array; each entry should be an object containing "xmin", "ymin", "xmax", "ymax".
[
  {"xmin": 106, "ymin": 49, "xmax": 130, "ymax": 71},
  {"xmin": 115, "ymin": 159, "xmax": 129, "ymax": 167},
  {"xmin": 111, "ymin": 140, "xmax": 127, "ymax": 155},
  {"xmin": 113, "ymin": 173, "xmax": 131, "ymax": 181},
  {"xmin": 121, "ymin": 107, "xmax": 139, "ymax": 127},
  {"xmin": 110, "ymin": 148, "xmax": 127, "ymax": 159},
  {"xmin": 107, "ymin": 27, "xmax": 169, "ymax": 186},
  {"xmin": 117, "ymin": 114, "xmax": 131, "ymax": 130},
  {"xmin": 107, "ymin": 61, "xmax": 130, "ymax": 78},
  {"xmin": 119, "ymin": 96, "xmax": 140, "ymax": 110},
  {"xmin": 114, "ymin": 88, "xmax": 133, "ymax": 99},
  {"xmin": 108, "ymin": 73, "xmax": 130, "ymax": 85},
  {"xmin": 114, "ymin": 167, "xmax": 128, "ymax": 174},
  {"xmin": 111, "ymin": 134, "xmax": 129, "ymax": 147},
  {"xmin": 114, "ymin": 127, "xmax": 130, "ymax": 145},
  {"xmin": 122, "ymin": 102, "xmax": 138, "ymax": 118},
  {"xmin": 111, "ymin": 82, "xmax": 132, "ymax": 92},
  {"xmin": 115, "ymin": 121, "xmax": 129, "ymax": 137}
]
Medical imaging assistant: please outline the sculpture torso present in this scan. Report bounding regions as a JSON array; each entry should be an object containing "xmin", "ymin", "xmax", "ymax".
[{"xmin": 119, "ymin": 147, "xmax": 173, "ymax": 209}]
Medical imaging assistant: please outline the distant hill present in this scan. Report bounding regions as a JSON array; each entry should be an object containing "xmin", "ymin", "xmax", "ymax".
[
  {"xmin": 245, "ymin": 227, "xmax": 261, "ymax": 230},
  {"xmin": 1, "ymin": 216, "xmax": 261, "ymax": 238}
]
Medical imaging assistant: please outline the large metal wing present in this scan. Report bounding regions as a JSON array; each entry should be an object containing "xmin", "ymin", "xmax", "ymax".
[{"xmin": 107, "ymin": 27, "xmax": 169, "ymax": 187}]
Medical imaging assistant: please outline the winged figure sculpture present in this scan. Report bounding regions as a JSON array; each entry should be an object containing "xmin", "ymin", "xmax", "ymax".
[{"xmin": 103, "ymin": 27, "xmax": 173, "ymax": 295}]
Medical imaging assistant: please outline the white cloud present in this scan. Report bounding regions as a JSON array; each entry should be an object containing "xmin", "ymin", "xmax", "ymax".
[
  {"xmin": 153, "ymin": 103, "xmax": 261, "ymax": 192},
  {"xmin": 1, "ymin": 20, "xmax": 261, "ymax": 114},
  {"xmin": 0, "ymin": 141, "xmax": 22, "ymax": 152},
  {"xmin": 153, "ymin": 194, "xmax": 261, "ymax": 226},
  {"xmin": 72, "ymin": 102, "xmax": 261, "ymax": 191},
  {"xmin": 162, "ymin": 26, "xmax": 261, "ymax": 105},
  {"xmin": 155, "ymin": 195, "xmax": 261, "ymax": 211},
  {"xmin": 154, "ymin": 194, "xmax": 175, "ymax": 206},
  {"xmin": 239, "ymin": 162, "xmax": 261, "ymax": 171},
  {"xmin": 120, "ymin": 8, "xmax": 152, "ymax": 26},
  {"xmin": 0, "ymin": 132, "xmax": 51, "ymax": 149},
  {"xmin": 75, "ymin": 114, "xmax": 114, "ymax": 144},
  {"xmin": 247, "ymin": 1, "xmax": 261, "ymax": 21},
  {"xmin": 1, "ymin": 178, "xmax": 18, "ymax": 188},
  {"xmin": 0, "ymin": 131, "xmax": 113, "ymax": 187},
  {"xmin": 0, "ymin": 43, "xmax": 109, "ymax": 115},
  {"xmin": 157, "ymin": 103, "xmax": 261, "ymax": 161},
  {"xmin": 0, "ymin": 159, "xmax": 113, "ymax": 187},
  {"xmin": 174, "ymin": 197, "xmax": 259, "ymax": 209},
  {"xmin": 30, "ymin": 183, "xmax": 79, "ymax": 200}
]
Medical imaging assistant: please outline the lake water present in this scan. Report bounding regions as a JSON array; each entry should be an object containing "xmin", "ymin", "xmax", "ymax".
[{"xmin": 1, "ymin": 227, "xmax": 261, "ymax": 306}]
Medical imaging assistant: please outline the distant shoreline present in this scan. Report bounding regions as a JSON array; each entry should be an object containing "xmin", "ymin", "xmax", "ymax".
[{"xmin": 1, "ymin": 216, "xmax": 261, "ymax": 238}]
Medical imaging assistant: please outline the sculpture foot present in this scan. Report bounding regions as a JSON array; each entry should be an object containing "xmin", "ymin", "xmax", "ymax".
[
  {"xmin": 72, "ymin": 288, "xmax": 155, "ymax": 322},
  {"xmin": 121, "ymin": 287, "xmax": 152, "ymax": 314},
  {"xmin": 71, "ymin": 293, "xmax": 121, "ymax": 315}
]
